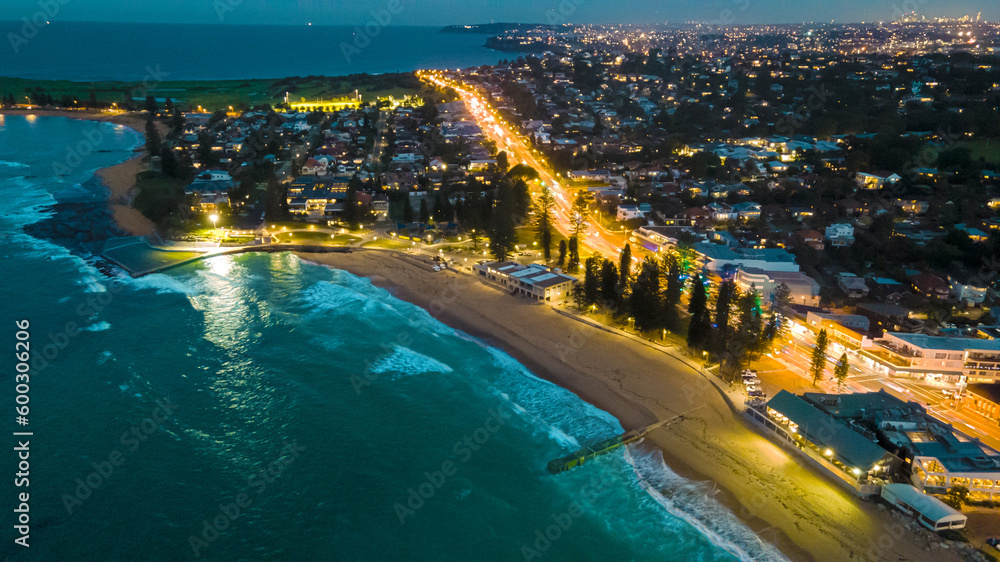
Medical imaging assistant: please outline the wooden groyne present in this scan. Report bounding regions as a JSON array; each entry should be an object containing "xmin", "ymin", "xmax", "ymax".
[{"xmin": 547, "ymin": 407, "xmax": 703, "ymax": 474}]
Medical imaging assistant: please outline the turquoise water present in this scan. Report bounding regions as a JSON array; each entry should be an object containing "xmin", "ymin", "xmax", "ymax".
[{"xmin": 0, "ymin": 116, "xmax": 785, "ymax": 561}]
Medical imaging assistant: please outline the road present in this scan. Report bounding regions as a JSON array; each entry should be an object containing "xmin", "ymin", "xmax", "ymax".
[
  {"xmin": 421, "ymin": 72, "xmax": 628, "ymax": 261},
  {"xmin": 770, "ymin": 321, "xmax": 1000, "ymax": 451}
]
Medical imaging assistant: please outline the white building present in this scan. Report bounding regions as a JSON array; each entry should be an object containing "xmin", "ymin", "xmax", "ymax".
[
  {"xmin": 616, "ymin": 205, "xmax": 644, "ymax": 221},
  {"xmin": 474, "ymin": 262, "xmax": 576, "ymax": 303},
  {"xmin": 735, "ymin": 267, "xmax": 820, "ymax": 307},
  {"xmin": 862, "ymin": 333, "xmax": 1000, "ymax": 383},
  {"xmin": 825, "ymin": 223, "xmax": 855, "ymax": 247},
  {"xmin": 948, "ymin": 275, "xmax": 989, "ymax": 305},
  {"xmin": 695, "ymin": 243, "xmax": 800, "ymax": 273}
]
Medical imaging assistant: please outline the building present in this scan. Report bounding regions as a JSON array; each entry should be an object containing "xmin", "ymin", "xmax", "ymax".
[
  {"xmin": 735, "ymin": 267, "xmax": 820, "ymax": 307},
  {"xmin": 286, "ymin": 177, "xmax": 350, "ymax": 214},
  {"xmin": 694, "ymin": 243, "xmax": 800, "ymax": 273},
  {"xmin": 760, "ymin": 390, "xmax": 1000, "ymax": 503},
  {"xmin": 825, "ymin": 223, "xmax": 855, "ymax": 247},
  {"xmin": 184, "ymin": 180, "xmax": 232, "ymax": 213},
  {"xmin": 630, "ymin": 226, "xmax": 706, "ymax": 253},
  {"xmin": 836, "ymin": 273, "xmax": 870, "ymax": 298},
  {"xmin": 948, "ymin": 274, "xmax": 989, "ymax": 305},
  {"xmin": 959, "ymin": 384, "xmax": 1000, "ymax": 425},
  {"xmin": 909, "ymin": 273, "xmax": 950, "ymax": 299},
  {"xmin": 474, "ymin": 262, "xmax": 576, "ymax": 303},
  {"xmin": 854, "ymin": 172, "xmax": 901, "ymax": 190},
  {"xmin": 856, "ymin": 302, "xmax": 911, "ymax": 334},
  {"xmin": 616, "ymin": 204, "xmax": 644, "ymax": 222},
  {"xmin": 756, "ymin": 390, "xmax": 900, "ymax": 492},
  {"xmin": 862, "ymin": 332, "xmax": 1000, "ymax": 383},
  {"xmin": 805, "ymin": 311, "xmax": 873, "ymax": 350},
  {"xmin": 881, "ymin": 484, "xmax": 966, "ymax": 531}
]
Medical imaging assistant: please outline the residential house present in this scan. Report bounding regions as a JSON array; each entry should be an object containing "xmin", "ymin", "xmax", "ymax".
[
  {"xmin": 825, "ymin": 223, "xmax": 855, "ymax": 247},
  {"xmin": 909, "ymin": 273, "xmax": 950, "ymax": 299},
  {"xmin": 837, "ymin": 273, "xmax": 870, "ymax": 298},
  {"xmin": 795, "ymin": 229, "xmax": 825, "ymax": 251},
  {"xmin": 616, "ymin": 205, "xmax": 645, "ymax": 222},
  {"xmin": 948, "ymin": 274, "xmax": 989, "ymax": 305}
]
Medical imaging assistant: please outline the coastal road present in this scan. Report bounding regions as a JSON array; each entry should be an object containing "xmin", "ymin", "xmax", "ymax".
[{"xmin": 421, "ymin": 72, "xmax": 628, "ymax": 261}]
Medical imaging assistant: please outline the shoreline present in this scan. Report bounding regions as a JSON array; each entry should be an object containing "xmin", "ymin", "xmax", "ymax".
[
  {"xmin": 20, "ymin": 108, "xmax": 958, "ymax": 561},
  {"xmin": 0, "ymin": 108, "xmax": 159, "ymax": 236},
  {"xmin": 297, "ymin": 249, "xmax": 957, "ymax": 562}
]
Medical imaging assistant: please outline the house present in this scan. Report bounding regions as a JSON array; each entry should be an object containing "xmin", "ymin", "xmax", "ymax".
[
  {"xmin": 184, "ymin": 180, "xmax": 232, "ymax": 213},
  {"xmin": 616, "ymin": 205, "xmax": 644, "ymax": 222},
  {"xmin": 825, "ymin": 223, "xmax": 855, "ymax": 247},
  {"xmin": 705, "ymin": 202, "xmax": 737, "ymax": 222},
  {"xmin": 854, "ymin": 172, "xmax": 901, "ymax": 190},
  {"xmin": 836, "ymin": 273, "xmax": 870, "ymax": 298},
  {"xmin": 895, "ymin": 199, "xmax": 929, "ymax": 215},
  {"xmin": 948, "ymin": 274, "xmax": 989, "ymax": 305},
  {"xmin": 908, "ymin": 273, "xmax": 950, "ymax": 299},
  {"xmin": 730, "ymin": 201, "xmax": 761, "ymax": 221},
  {"xmin": 195, "ymin": 170, "xmax": 234, "ymax": 185},
  {"xmin": 301, "ymin": 158, "xmax": 328, "ymax": 176},
  {"xmin": 794, "ymin": 229, "xmax": 825, "ymax": 251}
]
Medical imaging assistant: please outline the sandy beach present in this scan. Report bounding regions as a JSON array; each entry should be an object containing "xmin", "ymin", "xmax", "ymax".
[
  {"xmin": 298, "ymin": 249, "xmax": 962, "ymax": 562},
  {"xmin": 1, "ymin": 108, "xmax": 159, "ymax": 236}
]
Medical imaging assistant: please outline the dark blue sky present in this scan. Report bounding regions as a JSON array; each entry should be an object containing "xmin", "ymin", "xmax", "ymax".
[{"xmin": 1, "ymin": 0, "xmax": 997, "ymax": 26}]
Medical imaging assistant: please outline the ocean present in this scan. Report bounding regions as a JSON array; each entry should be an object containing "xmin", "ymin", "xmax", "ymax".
[
  {"xmin": 0, "ymin": 22, "xmax": 507, "ymax": 81},
  {"xmin": 0, "ymin": 116, "xmax": 786, "ymax": 560}
]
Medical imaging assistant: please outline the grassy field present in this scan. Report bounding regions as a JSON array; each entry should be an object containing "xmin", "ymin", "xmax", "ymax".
[
  {"xmin": 362, "ymin": 238, "xmax": 411, "ymax": 250},
  {"xmin": 2, "ymin": 73, "xmax": 424, "ymax": 112},
  {"xmin": 964, "ymin": 139, "xmax": 1000, "ymax": 165}
]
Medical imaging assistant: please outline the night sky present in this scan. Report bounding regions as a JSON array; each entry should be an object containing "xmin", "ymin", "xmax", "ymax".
[{"xmin": 0, "ymin": 0, "xmax": 997, "ymax": 26}]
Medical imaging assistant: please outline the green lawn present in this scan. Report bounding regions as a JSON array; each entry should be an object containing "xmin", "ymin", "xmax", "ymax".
[
  {"xmin": 362, "ymin": 238, "xmax": 411, "ymax": 249},
  {"xmin": 3, "ymin": 74, "xmax": 424, "ymax": 112},
  {"xmin": 964, "ymin": 139, "xmax": 1000, "ymax": 165}
]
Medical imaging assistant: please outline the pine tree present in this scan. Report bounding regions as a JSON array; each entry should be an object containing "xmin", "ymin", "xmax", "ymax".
[
  {"xmin": 617, "ymin": 243, "xmax": 632, "ymax": 296},
  {"xmin": 713, "ymin": 280, "xmax": 737, "ymax": 354},
  {"xmin": 662, "ymin": 253, "xmax": 682, "ymax": 331},
  {"xmin": 488, "ymin": 183, "xmax": 517, "ymax": 262},
  {"xmin": 600, "ymin": 259, "xmax": 618, "ymax": 304},
  {"xmin": 419, "ymin": 199, "xmax": 430, "ymax": 224},
  {"xmin": 628, "ymin": 257, "xmax": 661, "ymax": 331},
  {"xmin": 571, "ymin": 190, "xmax": 590, "ymax": 239},
  {"xmin": 557, "ymin": 239, "xmax": 567, "ymax": 268},
  {"xmin": 533, "ymin": 186, "xmax": 556, "ymax": 262},
  {"xmin": 583, "ymin": 255, "xmax": 602, "ymax": 305},
  {"xmin": 402, "ymin": 197, "xmax": 413, "ymax": 223},
  {"xmin": 834, "ymin": 352, "xmax": 850, "ymax": 392},
  {"xmin": 567, "ymin": 236, "xmax": 579, "ymax": 272},
  {"xmin": 687, "ymin": 273, "xmax": 709, "ymax": 349},
  {"xmin": 810, "ymin": 329, "xmax": 829, "ymax": 386},
  {"xmin": 145, "ymin": 116, "xmax": 161, "ymax": 156}
]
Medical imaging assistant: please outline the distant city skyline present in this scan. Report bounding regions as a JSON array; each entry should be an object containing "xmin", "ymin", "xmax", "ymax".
[{"xmin": 0, "ymin": 0, "xmax": 998, "ymax": 27}]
